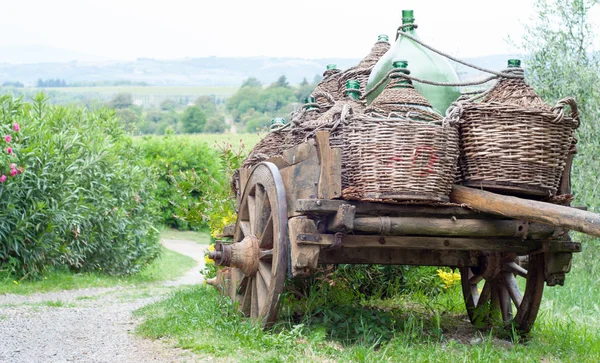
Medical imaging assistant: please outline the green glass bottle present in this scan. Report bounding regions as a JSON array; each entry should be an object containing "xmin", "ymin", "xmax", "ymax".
[
  {"xmin": 304, "ymin": 96, "xmax": 318, "ymax": 110},
  {"xmin": 369, "ymin": 60, "xmax": 439, "ymax": 116},
  {"xmin": 366, "ymin": 10, "xmax": 461, "ymax": 114},
  {"xmin": 507, "ymin": 59, "xmax": 521, "ymax": 68},
  {"xmin": 271, "ymin": 117, "xmax": 286, "ymax": 126},
  {"xmin": 326, "ymin": 64, "xmax": 338, "ymax": 70},
  {"xmin": 345, "ymin": 80, "xmax": 361, "ymax": 100}
]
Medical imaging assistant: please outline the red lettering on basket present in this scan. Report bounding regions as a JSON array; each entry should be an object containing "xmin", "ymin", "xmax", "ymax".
[{"xmin": 386, "ymin": 146, "xmax": 439, "ymax": 176}]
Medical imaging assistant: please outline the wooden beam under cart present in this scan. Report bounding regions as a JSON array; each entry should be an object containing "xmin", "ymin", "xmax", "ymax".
[
  {"xmin": 319, "ymin": 247, "xmax": 479, "ymax": 267},
  {"xmin": 296, "ymin": 234, "xmax": 543, "ymax": 254},
  {"xmin": 295, "ymin": 199, "xmax": 483, "ymax": 217}
]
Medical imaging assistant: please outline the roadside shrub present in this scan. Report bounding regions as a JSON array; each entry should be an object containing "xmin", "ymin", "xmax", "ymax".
[
  {"xmin": 171, "ymin": 140, "xmax": 245, "ymax": 236},
  {"xmin": 0, "ymin": 94, "xmax": 161, "ymax": 279},
  {"xmin": 134, "ymin": 134, "xmax": 223, "ymax": 228}
]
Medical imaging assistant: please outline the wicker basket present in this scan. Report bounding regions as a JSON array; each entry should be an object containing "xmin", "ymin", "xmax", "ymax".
[
  {"xmin": 343, "ymin": 113, "xmax": 459, "ymax": 202},
  {"xmin": 457, "ymin": 98, "xmax": 580, "ymax": 196}
]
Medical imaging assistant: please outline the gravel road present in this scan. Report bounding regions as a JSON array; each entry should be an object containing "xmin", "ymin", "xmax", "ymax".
[{"xmin": 0, "ymin": 239, "xmax": 208, "ymax": 363}]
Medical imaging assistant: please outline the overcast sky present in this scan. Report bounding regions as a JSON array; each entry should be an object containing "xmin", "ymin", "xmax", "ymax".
[{"xmin": 2, "ymin": 0, "xmax": 599, "ymax": 60}]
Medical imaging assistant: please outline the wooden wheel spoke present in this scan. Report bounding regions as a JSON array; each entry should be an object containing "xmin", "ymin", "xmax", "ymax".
[
  {"xmin": 247, "ymin": 194, "xmax": 257, "ymax": 235},
  {"xmin": 469, "ymin": 274, "xmax": 484, "ymax": 285},
  {"xmin": 259, "ymin": 249, "xmax": 273, "ymax": 260},
  {"xmin": 239, "ymin": 221, "xmax": 251, "ymax": 238},
  {"xmin": 251, "ymin": 277, "xmax": 259, "ymax": 319},
  {"xmin": 476, "ymin": 281, "xmax": 492, "ymax": 309},
  {"xmin": 497, "ymin": 285, "xmax": 513, "ymax": 324},
  {"xmin": 256, "ymin": 268, "xmax": 269, "ymax": 316},
  {"xmin": 504, "ymin": 261, "xmax": 528, "ymax": 278},
  {"xmin": 258, "ymin": 261, "xmax": 272, "ymax": 289},
  {"xmin": 241, "ymin": 277, "xmax": 252, "ymax": 316},
  {"xmin": 503, "ymin": 272, "xmax": 523, "ymax": 308},
  {"xmin": 259, "ymin": 216, "xmax": 274, "ymax": 249}
]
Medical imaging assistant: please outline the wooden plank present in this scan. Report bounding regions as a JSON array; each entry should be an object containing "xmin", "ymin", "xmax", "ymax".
[
  {"xmin": 288, "ymin": 217, "xmax": 320, "ymax": 277},
  {"xmin": 295, "ymin": 198, "xmax": 483, "ymax": 217},
  {"xmin": 297, "ymin": 234, "xmax": 541, "ymax": 254},
  {"xmin": 282, "ymin": 140, "xmax": 315, "ymax": 166},
  {"xmin": 450, "ymin": 185, "xmax": 600, "ymax": 238},
  {"xmin": 327, "ymin": 204, "xmax": 356, "ymax": 232},
  {"xmin": 351, "ymin": 217, "xmax": 556, "ymax": 239},
  {"xmin": 314, "ymin": 131, "xmax": 342, "ymax": 199},
  {"xmin": 319, "ymin": 248, "xmax": 478, "ymax": 267},
  {"xmin": 279, "ymin": 143, "xmax": 320, "ymax": 218}
]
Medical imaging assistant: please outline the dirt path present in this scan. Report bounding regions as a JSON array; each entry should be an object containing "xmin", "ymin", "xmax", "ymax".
[{"xmin": 0, "ymin": 239, "xmax": 208, "ymax": 363}]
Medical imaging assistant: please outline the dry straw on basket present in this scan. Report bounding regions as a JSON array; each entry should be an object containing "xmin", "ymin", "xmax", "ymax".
[{"xmin": 337, "ymin": 38, "xmax": 391, "ymax": 99}]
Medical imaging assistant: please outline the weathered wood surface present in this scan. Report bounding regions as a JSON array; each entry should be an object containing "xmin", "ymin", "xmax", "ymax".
[
  {"xmin": 297, "ymin": 234, "xmax": 542, "ymax": 254},
  {"xmin": 279, "ymin": 142, "xmax": 320, "ymax": 218},
  {"xmin": 327, "ymin": 204, "xmax": 356, "ymax": 232},
  {"xmin": 450, "ymin": 185, "xmax": 600, "ymax": 238},
  {"xmin": 288, "ymin": 217, "xmax": 320, "ymax": 277},
  {"xmin": 295, "ymin": 199, "xmax": 483, "ymax": 217},
  {"xmin": 351, "ymin": 217, "xmax": 556, "ymax": 239},
  {"xmin": 319, "ymin": 247, "xmax": 478, "ymax": 267},
  {"xmin": 315, "ymin": 131, "xmax": 342, "ymax": 200}
]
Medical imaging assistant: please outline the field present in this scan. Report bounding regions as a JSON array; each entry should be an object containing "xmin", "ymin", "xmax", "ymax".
[
  {"xmin": 134, "ymin": 132, "xmax": 263, "ymax": 150},
  {"xmin": 29, "ymin": 85, "xmax": 238, "ymax": 97}
]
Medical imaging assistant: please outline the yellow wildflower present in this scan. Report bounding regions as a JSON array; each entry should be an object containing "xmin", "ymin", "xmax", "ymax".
[
  {"xmin": 436, "ymin": 268, "xmax": 461, "ymax": 289},
  {"xmin": 205, "ymin": 244, "xmax": 216, "ymax": 264}
]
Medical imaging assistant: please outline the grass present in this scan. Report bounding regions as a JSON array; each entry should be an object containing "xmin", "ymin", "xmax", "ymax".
[
  {"xmin": 0, "ymin": 247, "xmax": 196, "ymax": 295},
  {"xmin": 134, "ymin": 133, "xmax": 262, "ymax": 151},
  {"xmin": 160, "ymin": 228, "xmax": 211, "ymax": 244},
  {"xmin": 135, "ymin": 284, "xmax": 600, "ymax": 362}
]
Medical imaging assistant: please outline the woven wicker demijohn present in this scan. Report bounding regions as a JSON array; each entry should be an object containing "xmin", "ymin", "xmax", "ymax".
[
  {"xmin": 366, "ymin": 10, "xmax": 460, "ymax": 114},
  {"xmin": 367, "ymin": 60, "xmax": 441, "ymax": 119},
  {"xmin": 458, "ymin": 59, "xmax": 580, "ymax": 197}
]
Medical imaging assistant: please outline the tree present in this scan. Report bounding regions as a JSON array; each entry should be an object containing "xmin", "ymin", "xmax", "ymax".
[
  {"xmin": 270, "ymin": 75, "xmax": 290, "ymax": 89},
  {"xmin": 108, "ymin": 93, "xmax": 133, "ymax": 109},
  {"xmin": 204, "ymin": 116, "xmax": 227, "ymax": 133},
  {"xmin": 115, "ymin": 108, "xmax": 139, "ymax": 133},
  {"xmin": 520, "ymin": 0, "xmax": 600, "ymax": 208},
  {"xmin": 241, "ymin": 77, "xmax": 262, "ymax": 88},
  {"xmin": 181, "ymin": 105, "xmax": 207, "ymax": 133},
  {"xmin": 160, "ymin": 99, "xmax": 178, "ymax": 111}
]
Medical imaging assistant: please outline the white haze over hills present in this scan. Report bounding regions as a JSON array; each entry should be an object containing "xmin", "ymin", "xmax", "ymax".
[{"xmin": 0, "ymin": 45, "xmax": 515, "ymax": 87}]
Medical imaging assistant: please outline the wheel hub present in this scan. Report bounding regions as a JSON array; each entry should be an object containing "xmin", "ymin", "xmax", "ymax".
[{"xmin": 210, "ymin": 236, "xmax": 260, "ymax": 276}]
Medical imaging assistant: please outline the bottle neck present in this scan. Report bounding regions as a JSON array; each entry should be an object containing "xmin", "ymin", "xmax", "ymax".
[{"xmin": 345, "ymin": 90, "xmax": 360, "ymax": 100}]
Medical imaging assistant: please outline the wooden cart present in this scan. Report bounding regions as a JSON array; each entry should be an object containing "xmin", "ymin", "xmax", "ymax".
[{"xmin": 208, "ymin": 130, "xmax": 587, "ymax": 333}]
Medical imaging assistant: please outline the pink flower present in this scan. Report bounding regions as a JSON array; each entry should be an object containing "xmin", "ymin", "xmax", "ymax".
[
  {"xmin": 0, "ymin": 175, "xmax": 7, "ymax": 183},
  {"xmin": 6, "ymin": 147, "xmax": 12, "ymax": 154},
  {"xmin": 13, "ymin": 123, "xmax": 20, "ymax": 132},
  {"xmin": 10, "ymin": 163, "xmax": 16, "ymax": 169},
  {"xmin": 17, "ymin": 166, "xmax": 23, "ymax": 174},
  {"xmin": 9, "ymin": 169, "xmax": 17, "ymax": 177},
  {"xmin": 4, "ymin": 135, "xmax": 11, "ymax": 143}
]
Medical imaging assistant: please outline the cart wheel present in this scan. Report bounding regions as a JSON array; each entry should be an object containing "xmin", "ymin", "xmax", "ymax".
[
  {"xmin": 225, "ymin": 162, "xmax": 288, "ymax": 328},
  {"xmin": 460, "ymin": 252, "xmax": 545, "ymax": 334}
]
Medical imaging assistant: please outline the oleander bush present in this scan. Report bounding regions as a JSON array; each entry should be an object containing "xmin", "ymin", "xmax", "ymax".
[{"xmin": 0, "ymin": 94, "xmax": 161, "ymax": 279}]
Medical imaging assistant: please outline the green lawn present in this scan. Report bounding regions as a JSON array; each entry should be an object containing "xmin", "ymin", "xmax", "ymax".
[
  {"xmin": 0, "ymin": 246, "xmax": 196, "ymax": 295},
  {"xmin": 135, "ymin": 283, "xmax": 600, "ymax": 362}
]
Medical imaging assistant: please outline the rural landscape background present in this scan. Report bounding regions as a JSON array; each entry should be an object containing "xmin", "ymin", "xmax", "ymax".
[{"xmin": 1, "ymin": 0, "xmax": 600, "ymax": 361}]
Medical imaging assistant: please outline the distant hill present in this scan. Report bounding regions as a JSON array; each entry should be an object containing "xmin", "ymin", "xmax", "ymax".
[
  {"xmin": 0, "ymin": 53, "xmax": 516, "ymax": 87},
  {"xmin": 0, "ymin": 45, "xmax": 107, "ymax": 64}
]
